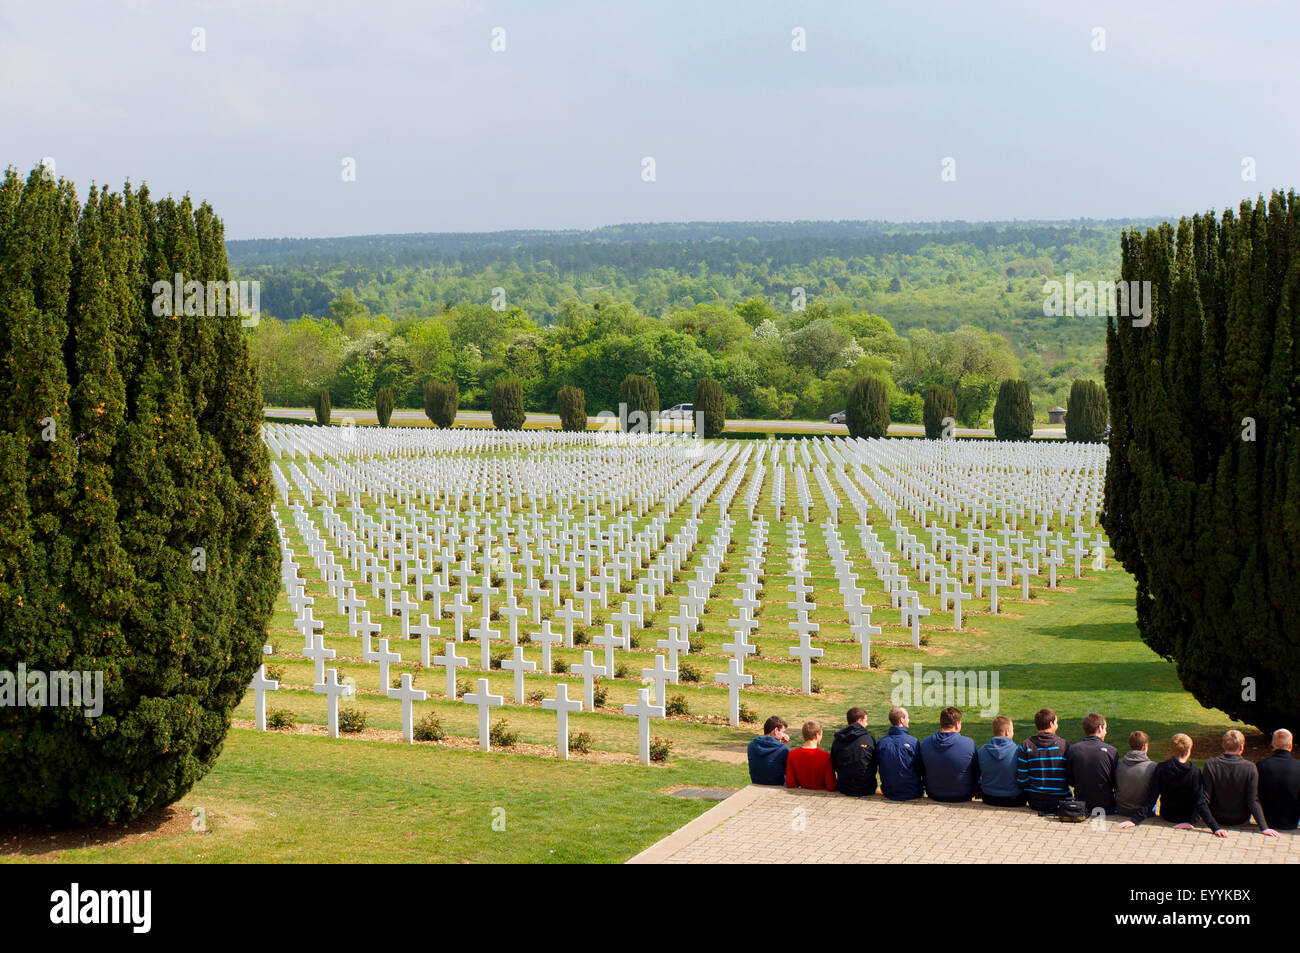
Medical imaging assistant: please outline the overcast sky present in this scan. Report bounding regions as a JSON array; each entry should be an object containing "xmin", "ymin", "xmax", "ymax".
[{"xmin": 2, "ymin": 0, "xmax": 1296, "ymax": 239}]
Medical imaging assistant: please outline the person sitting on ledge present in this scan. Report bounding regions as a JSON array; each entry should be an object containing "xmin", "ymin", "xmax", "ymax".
[
  {"xmin": 1114, "ymin": 730, "xmax": 1156, "ymax": 820},
  {"xmin": 1067, "ymin": 712, "xmax": 1118, "ymax": 815},
  {"xmin": 1257, "ymin": 728, "xmax": 1300, "ymax": 832},
  {"xmin": 877, "ymin": 707, "xmax": 925, "ymax": 801},
  {"xmin": 830, "ymin": 706, "xmax": 877, "ymax": 797},
  {"xmin": 1117, "ymin": 733, "xmax": 1224, "ymax": 835},
  {"xmin": 977, "ymin": 716, "xmax": 1026, "ymax": 807},
  {"xmin": 1016, "ymin": 707, "xmax": 1071, "ymax": 814},
  {"xmin": 920, "ymin": 706, "xmax": 980, "ymax": 802},
  {"xmin": 1202, "ymin": 729, "xmax": 1278, "ymax": 837},
  {"xmin": 747, "ymin": 715, "xmax": 790, "ymax": 786},
  {"xmin": 786, "ymin": 720, "xmax": 836, "ymax": 791}
]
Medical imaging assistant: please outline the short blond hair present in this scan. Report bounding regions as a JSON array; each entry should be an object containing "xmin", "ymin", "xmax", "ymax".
[
  {"xmin": 1221, "ymin": 729, "xmax": 1245, "ymax": 752},
  {"xmin": 1170, "ymin": 733, "xmax": 1193, "ymax": 758},
  {"xmin": 801, "ymin": 720, "xmax": 822, "ymax": 742}
]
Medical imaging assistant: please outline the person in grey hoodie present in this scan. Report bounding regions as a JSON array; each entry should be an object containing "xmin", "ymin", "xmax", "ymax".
[
  {"xmin": 1114, "ymin": 730, "xmax": 1157, "ymax": 817},
  {"xmin": 978, "ymin": 715, "xmax": 1025, "ymax": 806}
]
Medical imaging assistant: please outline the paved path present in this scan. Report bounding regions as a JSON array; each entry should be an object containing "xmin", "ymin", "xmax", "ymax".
[{"xmin": 629, "ymin": 786, "xmax": 1300, "ymax": 864}]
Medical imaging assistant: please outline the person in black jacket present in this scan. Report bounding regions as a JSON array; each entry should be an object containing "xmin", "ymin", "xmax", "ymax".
[
  {"xmin": 830, "ymin": 706, "xmax": 877, "ymax": 796},
  {"xmin": 1067, "ymin": 712, "xmax": 1118, "ymax": 814},
  {"xmin": 1203, "ymin": 729, "xmax": 1278, "ymax": 836},
  {"xmin": 1257, "ymin": 729, "xmax": 1300, "ymax": 831},
  {"xmin": 1117, "ymin": 734, "xmax": 1225, "ymax": 835}
]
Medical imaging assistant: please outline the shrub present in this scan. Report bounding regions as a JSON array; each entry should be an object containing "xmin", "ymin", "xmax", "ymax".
[
  {"xmin": 413, "ymin": 713, "xmax": 446, "ymax": 742},
  {"xmin": 552, "ymin": 659, "xmax": 570, "ymax": 674},
  {"xmin": 423, "ymin": 379, "xmax": 459, "ymax": 429},
  {"xmin": 337, "ymin": 707, "xmax": 368, "ymax": 733},
  {"xmin": 810, "ymin": 678, "xmax": 824, "ymax": 694},
  {"xmin": 678, "ymin": 661, "xmax": 701, "ymax": 683},
  {"xmin": 1065, "ymin": 378, "xmax": 1107, "ymax": 443},
  {"xmin": 591, "ymin": 681, "xmax": 609, "ymax": 708},
  {"xmin": 614, "ymin": 663, "xmax": 631, "ymax": 679},
  {"xmin": 375, "ymin": 386, "xmax": 395, "ymax": 427},
  {"xmin": 688, "ymin": 635, "xmax": 705, "ymax": 654},
  {"xmin": 267, "ymin": 708, "xmax": 297, "ymax": 730},
  {"xmin": 557, "ymin": 385, "xmax": 586, "ymax": 432},
  {"xmin": 573, "ymin": 628, "xmax": 590, "ymax": 646},
  {"xmin": 846, "ymin": 376, "xmax": 889, "ymax": 439},
  {"xmin": 568, "ymin": 731, "xmax": 593, "ymax": 754},
  {"xmin": 311, "ymin": 386, "xmax": 331, "ymax": 425},
  {"xmin": 665, "ymin": 694, "xmax": 690, "ymax": 716},
  {"xmin": 264, "ymin": 663, "xmax": 285, "ymax": 682},
  {"xmin": 869, "ymin": 650, "xmax": 883, "ymax": 669},
  {"xmin": 526, "ymin": 690, "xmax": 546, "ymax": 703},
  {"xmin": 922, "ymin": 385, "xmax": 958, "ymax": 439},
  {"xmin": 649, "ymin": 736, "xmax": 673, "ymax": 762},
  {"xmin": 489, "ymin": 719, "xmax": 518, "ymax": 748},
  {"xmin": 628, "ymin": 632, "xmax": 641, "ymax": 649},
  {"xmin": 619, "ymin": 374, "xmax": 659, "ymax": 432},
  {"xmin": 738, "ymin": 702, "xmax": 758, "ymax": 724},
  {"xmin": 694, "ymin": 378, "xmax": 726, "ymax": 438},
  {"xmin": 993, "ymin": 379, "xmax": 1034, "ymax": 441},
  {"xmin": 455, "ymin": 676, "xmax": 474, "ymax": 697},
  {"xmin": 490, "ymin": 650, "xmax": 508, "ymax": 670},
  {"xmin": 491, "ymin": 377, "xmax": 526, "ymax": 430}
]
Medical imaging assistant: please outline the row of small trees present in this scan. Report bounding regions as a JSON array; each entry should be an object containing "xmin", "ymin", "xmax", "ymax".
[
  {"xmin": 843, "ymin": 377, "xmax": 1107, "ymax": 442},
  {"xmin": 307, "ymin": 374, "xmax": 729, "ymax": 435}
]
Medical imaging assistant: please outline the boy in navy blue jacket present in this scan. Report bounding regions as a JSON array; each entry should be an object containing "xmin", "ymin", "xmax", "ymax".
[
  {"xmin": 877, "ymin": 707, "xmax": 925, "ymax": 800},
  {"xmin": 747, "ymin": 715, "xmax": 790, "ymax": 785},
  {"xmin": 978, "ymin": 716, "xmax": 1025, "ymax": 806},
  {"xmin": 920, "ymin": 706, "xmax": 980, "ymax": 801}
]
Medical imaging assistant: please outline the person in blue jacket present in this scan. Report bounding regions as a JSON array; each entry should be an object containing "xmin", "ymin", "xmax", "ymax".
[
  {"xmin": 920, "ymin": 706, "xmax": 981, "ymax": 801},
  {"xmin": 747, "ymin": 715, "xmax": 790, "ymax": 785},
  {"xmin": 877, "ymin": 707, "xmax": 925, "ymax": 800},
  {"xmin": 978, "ymin": 715, "xmax": 1026, "ymax": 806}
]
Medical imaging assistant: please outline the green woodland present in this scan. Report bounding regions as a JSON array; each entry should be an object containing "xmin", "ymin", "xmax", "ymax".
[{"xmin": 231, "ymin": 220, "xmax": 1149, "ymax": 424}]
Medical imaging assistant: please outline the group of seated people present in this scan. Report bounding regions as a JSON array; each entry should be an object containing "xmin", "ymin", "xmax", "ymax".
[{"xmin": 747, "ymin": 705, "xmax": 1300, "ymax": 835}]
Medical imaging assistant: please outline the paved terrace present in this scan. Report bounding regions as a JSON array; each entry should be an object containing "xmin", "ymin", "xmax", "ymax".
[{"xmin": 629, "ymin": 786, "xmax": 1300, "ymax": 864}]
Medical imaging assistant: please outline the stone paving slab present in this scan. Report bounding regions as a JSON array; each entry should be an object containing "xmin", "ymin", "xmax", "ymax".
[{"xmin": 628, "ymin": 786, "xmax": 1300, "ymax": 864}]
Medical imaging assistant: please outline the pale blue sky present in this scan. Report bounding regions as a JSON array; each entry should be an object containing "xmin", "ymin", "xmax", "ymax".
[{"xmin": 2, "ymin": 0, "xmax": 1296, "ymax": 238}]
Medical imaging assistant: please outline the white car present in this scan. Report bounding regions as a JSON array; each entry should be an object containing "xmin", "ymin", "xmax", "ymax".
[
  {"xmin": 661, "ymin": 403, "xmax": 694, "ymax": 420},
  {"xmin": 829, "ymin": 410, "xmax": 847, "ymax": 424}
]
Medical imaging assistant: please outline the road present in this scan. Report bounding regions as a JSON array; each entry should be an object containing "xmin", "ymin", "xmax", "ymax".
[{"xmin": 263, "ymin": 407, "xmax": 1067, "ymax": 439}]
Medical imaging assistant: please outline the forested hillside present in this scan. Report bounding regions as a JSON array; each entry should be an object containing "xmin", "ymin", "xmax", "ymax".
[{"xmin": 231, "ymin": 220, "xmax": 1153, "ymax": 421}]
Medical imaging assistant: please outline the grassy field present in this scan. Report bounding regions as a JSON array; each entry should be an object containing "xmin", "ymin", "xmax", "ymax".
[{"xmin": 2, "ymin": 443, "xmax": 1248, "ymax": 863}]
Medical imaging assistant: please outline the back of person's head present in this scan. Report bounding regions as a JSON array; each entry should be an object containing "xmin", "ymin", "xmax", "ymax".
[
  {"xmin": 940, "ymin": 706, "xmax": 962, "ymax": 730},
  {"xmin": 1034, "ymin": 708, "xmax": 1057, "ymax": 731},
  {"xmin": 1170, "ymin": 733, "xmax": 1192, "ymax": 759},
  {"xmin": 1273, "ymin": 728, "xmax": 1294, "ymax": 751},
  {"xmin": 992, "ymin": 715, "xmax": 1013, "ymax": 737},
  {"xmin": 802, "ymin": 720, "xmax": 822, "ymax": 742},
  {"xmin": 889, "ymin": 706, "xmax": 908, "ymax": 727},
  {"xmin": 846, "ymin": 706, "xmax": 867, "ymax": 725},
  {"xmin": 1082, "ymin": 712, "xmax": 1106, "ymax": 736},
  {"xmin": 1129, "ymin": 730, "xmax": 1149, "ymax": 751},
  {"xmin": 763, "ymin": 715, "xmax": 787, "ymax": 736},
  {"xmin": 1221, "ymin": 729, "xmax": 1245, "ymax": 753}
]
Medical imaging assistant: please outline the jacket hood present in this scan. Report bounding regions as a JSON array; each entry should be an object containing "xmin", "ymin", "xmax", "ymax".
[
  {"xmin": 1121, "ymin": 750, "xmax": 1151, "ymax": 766},
  {"xmin": 834, "ymin": 723, "xmax": 871, "ymax": 744},
  {"xmin": 984, "ymin": 735, "xmax": 1017, "ymax": 750},
  {"xmin": 751, "ymin": 734, "xmax": 788, "ymax": 752},
  {"xmin": 1029, "ymin": 730, "xmax": 1063, "ymax": 747},
  {"xmin": 928, "ymin": 730, "xmax": 964, "ymax": 749}
]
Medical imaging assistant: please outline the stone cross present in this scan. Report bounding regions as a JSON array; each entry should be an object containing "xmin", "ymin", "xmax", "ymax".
[
  {"xmin": 500, "ymin": 645, "xmax": 537, "ymax": 703},
  {"xmin": 623, "ymin": 688, "xmax": 666, "ymax": 765},
  {"xmin": 463, "ymin": 677, "xmax": 504, "ymax": 752},
  {"xmin": 432, "ymin": 641, "xmax": 469, "ymax": 698},
  {"xmin": 789, "ymin": 635, "xmax": 824, "ymax": 695},
  {"xmin": 409, "ymin": 613, "xmax": 440, "ymax": 667},
  {"xmin": 542, "ymin": 683, "xmax": 582, "ymax": 760},
  {"xmin": 314, "ymin": 667, "xmax": 353, "ymax": 738},
  {"xmin": 532, "ymin": 620, "xmax": 562, "ymax": 674},
  {"xmin": 248, "ymin": 657, "xmax": 279, "ymax": 731},
  {"xmin": 570, "ymin": 650, "xmax": 606, "ymax": 711},
  {"xmin": 714, "ymin": 657, "xmax": 754, "ymax": 726},
  {"xmin": 303, "ymin": 633, "xmax": 336, "ymax": 685},
  {"xmin": 641, "ymin": 652, "xmax": 676, "ymax": 705},
  {"xmin": 387, "ymin": 672, "xmax": 427, "ymax": 743},
  {"xmin": 657, "ymin": 626, "xmax": 690, "ymax": 671},
  {"xmin": 376, "ymin": 637, "xmax": 401, "ymax": 690}
]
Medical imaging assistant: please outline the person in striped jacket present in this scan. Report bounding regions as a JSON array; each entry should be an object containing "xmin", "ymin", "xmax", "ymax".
[{"xmin": 1016, "ymin": 708, "xmax": 1072, "ymax": 813}]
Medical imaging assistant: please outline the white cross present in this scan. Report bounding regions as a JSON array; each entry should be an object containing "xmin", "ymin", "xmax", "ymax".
[
  {"xmin": 555, "ymin": 600, "xmax": 584, "ymax": 648},
  {"xmin": 432, "ymin": 641, "xmax": 468, "ymax": 698},
  {"xmin": 641, "ymin": 653, "xmax": 676, "ymax": 705},
  {"xmin": 500, "ymin": 645, "xmax": 537, "ymax": 703},
  {"xmin": 462, "ymin": 677, "xmax": 504, "ymax": 751},
  {"xmin": 303, "ymin": 633, "xmax": 336, "ymax": 684},
  {"xmin": 469, "ymin": 615, "xmax": 500, "ymax": 670},
  {"xmin": 248, "ymin": 661, "xmax": 279, "ymax": 731},
  {"xmin": 376, "ymin": 637, "xmax": 401, "ymax": 689},
  {"xmin": 542, "ymin": 683, "xmax": 583, "ymax": 760},
  {"xmin": 409, "ymin": 613, "xmax": 440, "ymax": 666},
  {"xmin": 570, "ymin": 650, "xmax": 606, "ymax": 711},
  {"xmin": 593, "ymin": 623, "xmax": 627, "ymax": 677},
  {"xmin": 314, "ymin": 667, "xmax": 353, "ymax": 738},
  {"xmin": 657, "ymin": 626, "xmax": 690, "ymax": 671},
  {"xmin": 532, "ymin": 620, "xmax": 562, "ymax": 674},
  {"xmin": 386, "ymin": 672, "xmax": 427, "ymax": 743},
  {"xmin": 714, "ymin": 658, "xmax": 754, "ymax": 727},
  {"xmin": 789, "ymin": 634, "xmax": 823, "ymax": 695},
  {"xmin": 623, "ymin": 688, "xmax": 666, "ymax": 765},
  {"xmin": 721, "ymin": 630, "xmax": 757, "ymax": 674}
]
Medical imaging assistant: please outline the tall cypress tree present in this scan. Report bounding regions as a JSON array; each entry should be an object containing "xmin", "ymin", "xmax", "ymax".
[
  {"xmin": 1104, "ymin": 191, "xmax": 1300, "ymax": 731},
  {"xmin": 0, "ymin": 166, "xmax": 277, "ymax": 825},
  {"xmin": 1065, "ymin": 379, "xmax": 1108, "ymax": 443},
  {"xmin": 846, "ymin": 376, "xmax": 889, "ymax": 439},
  {"xmin": 922, "ymin": 384, "xmax": 957, "ymax": 439},
  {"xmin": 992, "ymin": 379, "xmax": 1033, "ymax": 441}
]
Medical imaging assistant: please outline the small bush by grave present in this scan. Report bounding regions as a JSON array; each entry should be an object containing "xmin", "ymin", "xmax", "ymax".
[
  {"xmin": 489, "ymin": 719, "xmax": 518, "ymax": 748},
  {"xmin": 414, "ymin": 714, "xmax": 446, "ymax": 742},
  {"xmin": 338, "ymin": 707, "xmax": 368, "ymax": 733},
  {"xmin": 665, "ymin": 694, "xmax": 690, "ymax": 716},
  {"xmin": 738, "ymin": 702, "xmax": 758, "ymax": 724},
  {"xmin": 267, "ymin": 708, "xmax": 297, "ymax": 730},
  {"xmin": 568, "ymin": 731, "xmax": 593, "ymax": 754},
  {"xmin": 649, "ymin": 736, "xmax": 673, "ymax": 762},
  {"xmin": 678, "ymin": 661, "xmax": 701, "ymax": 683}
]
